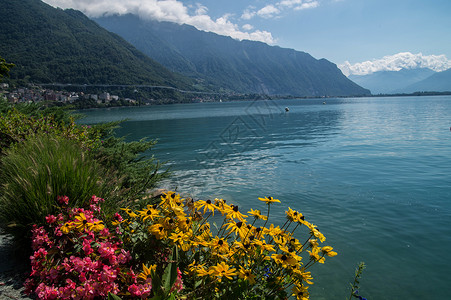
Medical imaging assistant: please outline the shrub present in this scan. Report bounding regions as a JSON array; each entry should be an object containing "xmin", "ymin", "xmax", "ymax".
[
  {"xmin": 0, "ymin": 134, "xmax": 123, "ymax": 241},
  {"xmin": 0, "ymin": 102, "xmax": 168, "ymax": 202}
]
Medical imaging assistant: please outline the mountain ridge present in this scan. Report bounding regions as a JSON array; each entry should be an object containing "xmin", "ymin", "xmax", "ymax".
[
  {"xmin": 0, "ymin": 0, "xmax": 193, "ymax": 89},
  {"xmin": 349, "ymin": 68, "xmax": 436, "ymax": 94},
  {"xmin": 93, "ymin": 14, "xmax": 370, "ymax": 97}
]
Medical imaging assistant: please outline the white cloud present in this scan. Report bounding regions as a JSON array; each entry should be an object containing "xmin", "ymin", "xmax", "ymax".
[
  {"xmin": 257, "ymin": 5, "xmax": 280, "ymax": 19},
  {"xmin": 242, "ymin": 0, "xmax": 319, "ymax": 20},
  {"xmin": 339, "ymin": 52, "xmax": 451, "ymax": 76},
  {"xmin": 294, "ymin": 2, "xmax": 319, "ymax": 10},
  {"xmin": 242, "ymin": 24, "xmax": 254, "ymax": 31},
  {"xmin": 241, "ymin": 7, "xmax": 256, "ymax": 20},
  {"xmin": 41, "ymin": 0, "xmax": 275, "ymax": 44}
]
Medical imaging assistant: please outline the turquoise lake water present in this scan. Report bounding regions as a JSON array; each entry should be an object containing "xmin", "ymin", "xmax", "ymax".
[{"xmin": 81, "ymin": 96, "xmax": 451, "ymax": 299}]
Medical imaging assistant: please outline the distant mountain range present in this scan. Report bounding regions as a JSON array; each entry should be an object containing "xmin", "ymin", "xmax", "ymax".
[
  {"xmin": 1, "ymin": 0, "xmax": 370, "ymax": 97},
  {"xmin": 349, "ymin": 68, "xmax": 451, "ymax": 94},
  {"xmin": 93, "ymin": 14, "xmax": 370, "ymax": 97}
]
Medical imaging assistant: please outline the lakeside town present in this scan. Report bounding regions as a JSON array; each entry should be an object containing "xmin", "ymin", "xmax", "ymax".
[{"xmin": 1, "ymin": 83, "xmax": 138, "ymax": 105}]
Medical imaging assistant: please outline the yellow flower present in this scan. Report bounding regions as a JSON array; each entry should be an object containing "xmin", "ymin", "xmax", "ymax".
[
  {"xmin": 121, "ymin": 207, "xmax": 138, "ymax": 218},
  {"xmin": 321, "ymin": 246, "xmax": 338, "ymax": 257},
  {"xmin": 194, "ymin": 199, "xmax": 218, "ymax": 215},
  {"xmin": 138, "ymin": 264, "xmax": 156, "ymax": 281},
  {"xmin": 138, "ymin": 205, "xmax": 159, "ymax": 221},
  {"xmin": 88, "ymin": 220, "xmax": 105, "ymax": 232},
  {"xmin": 247, "ymin": 209, "xmax": 267, "ymax": 220},
  {"xmin": 286, "ymin": 207, "xmax": 305, "ymax": 223},
  {"xmin": 300, "ymin": 269, "xmax": 314, "ymax": 285},
  {"xmin": 211, "ymin": 262, "xmax": 237, "ymax": 282},
  {"xmin": 238, "ymin": 266, "xmax": 256, "ymax": 284},
  {"xmin": 73, "ymin": 213, "xmax": 92, "ymax": 231},
  {"xmin": 271, "ymin": 253, "xmax": 299, "ymax": 268},
  {"xmin": 252, "ymin": 239, "xmax": 275, "ymax": 253},
  {"xmin": 177, "ymin": 216, "xmax": 192, "ymax": 232},
  {"xmin": 209, "ymin": 237, "xmax": 229, "ymax": 253},
  {"xmin": 149, "ymin": 223, "xmax": 167, "ymax": 239},
  {"xmin": 307, "ymin": 247, "xmax": 325, "ymax": 264},
  {"xmin": 195, "ymin": 264, "xmax": 212, "ymax": 277},
  {"xmin": 263, "ymin": 224, "xmax": 282, "ymax": 237},
  {"xmin": 60, "ymin": 222, "xmax": 73, "ymax": 234},
  {"xmin": 305, "ymin": 222, "xmax": 325, "ymax": 242},
  {"xmin": 224, "ymin": 220, "xmax": 247, "ymax": 239},
  {"xmin": 258, "ymin": 196, "xmax": 280, "ymax": 205},
  {"xmin": 224, "ymin": 205, "xmax": 248, "ymax": 221},
  {"xmin": 292, "ymin": 284, "xmax": 309, "ymax": 300}
]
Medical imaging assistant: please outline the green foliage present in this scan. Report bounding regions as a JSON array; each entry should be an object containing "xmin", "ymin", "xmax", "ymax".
[
  {"xmin": 92, "ymin": 135, "xmax": 169, "ymax": 200},
  {"xmin": 0, "ymin": 134, "xmax": 123, "ymax": 241},
  {"xmin": 0, "ymin": 56, "xmax": 14, "ymax": 80},
  {"xmin": 0, "ymin": 0, "xmax": 193, "ymax": 89},
  {"xmin": 0, "ymin": 106, "xmax": 101, "ymax": 152},
  {"xmin": 0, "ymin": 100, "xmax": 168, "ymax": 203},
  {"xmin": 348, "ymin": 262, "xmax": 366, "ymax": 300}
]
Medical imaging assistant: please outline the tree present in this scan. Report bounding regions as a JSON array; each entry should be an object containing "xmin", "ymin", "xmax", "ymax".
[{"xmin": 0, "ymin": 56, "xmax": 14, "ymax": 81}]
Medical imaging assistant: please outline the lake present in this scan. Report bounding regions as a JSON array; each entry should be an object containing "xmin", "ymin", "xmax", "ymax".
[{"xmin": 80, "ymin": 96, "xmax": 451, "ymax": 299}]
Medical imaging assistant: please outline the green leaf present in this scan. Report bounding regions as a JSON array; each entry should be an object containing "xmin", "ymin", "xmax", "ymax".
[
  {"xmin": 162, "ymin": 247, "xmax": 179, "ymax": 294},
  {"xmin": 107, "ymin": 292, "xmax": 122, "ymax": 300}
]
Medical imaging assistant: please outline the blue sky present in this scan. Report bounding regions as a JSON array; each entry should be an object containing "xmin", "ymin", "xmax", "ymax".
[{"xmin": 43, "ymin": 0, "xmax": 451, "ymax": 75}]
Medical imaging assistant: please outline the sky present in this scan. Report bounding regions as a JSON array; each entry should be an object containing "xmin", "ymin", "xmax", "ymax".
[{"xmin": 42, "ymin": 0, "xmax": 451, "ymax": 76}]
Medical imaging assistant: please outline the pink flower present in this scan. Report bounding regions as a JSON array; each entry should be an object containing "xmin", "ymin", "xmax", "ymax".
[
  {"xmin": 45, "ymin": 215, "xmax": 57, "ymax": 224},
  {"xmin": 114, "ymin": 213, "xmax": 123, "ymax": 222},
  {"xmin": 128, "ymin": 284, "xmax": 142, "ymax": 297},
  {"xmin": 82, "ymin": 239, "xmax": 93, "ymax": 255},
  {"xmin": 57, "ymin": 195, "xmax": 69, "ymax": 205},
  {"xmin": 98, "ymin": 242, "xmax": 115, "ymax": 261},
  {"xmin": 171, "ymin": 268, "xmax": 184, "ymax": 293},
  {"xmin": 99, "ymin": 265, "xmax": 117, "ymax": 283}
]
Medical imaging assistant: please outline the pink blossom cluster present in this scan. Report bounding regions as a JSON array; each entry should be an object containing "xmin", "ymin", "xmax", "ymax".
[{"xmin": 24, "ymin": 196, "xmax": 150, "ymax": 300}]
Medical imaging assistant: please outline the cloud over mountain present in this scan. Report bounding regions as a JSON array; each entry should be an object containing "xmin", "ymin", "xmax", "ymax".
[
  {"xmin": 42, "ymin": 0, "xmax": 275, "ymax": 44},
  {"xmin": 339, "ymin": 52, "xmax": 451, "ymax": 76}
]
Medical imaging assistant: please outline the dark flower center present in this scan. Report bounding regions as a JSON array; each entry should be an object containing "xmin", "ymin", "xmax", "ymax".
[
  {"xmin": 83, "ymin": 220, "xmax": 87, "ymax": 224},
  {"xmin": 218, "ymin": 240, "xmax": 224, "ymax": 245},
  {"xmin": 206, "ymin": 199, "xmax": 212, "ymax": 204},
  {"xmin": 236, "ymin": 222, "xmax": 243, "ymax": 228},
  {"xmin": 233, "ymin": 206, "xmax": 239, "ymax": 212},
  {"xmin": 281, "ymin": 255, "xmax": 288, "ymax": 261}
]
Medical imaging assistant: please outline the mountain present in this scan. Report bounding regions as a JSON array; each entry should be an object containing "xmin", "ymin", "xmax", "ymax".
[
  {"xmin": 348, "ymin": 68, "xmax": 436, "ymax": 94},
  {"xmin": 399, "ymin": 68, "xmax": 451, "ymax": 93},
  {"xmin": 0, "ymin": 0, "xmax": 192, "ymax": 88},
  {"xmin": 93, "ymin": 14, "xmax": 370, "ymax": 97}
]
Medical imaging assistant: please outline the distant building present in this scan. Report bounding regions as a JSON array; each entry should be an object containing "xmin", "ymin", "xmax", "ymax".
[{"xmin": 99, "ymin": 92, "xmax": 111, "ymax": 102}]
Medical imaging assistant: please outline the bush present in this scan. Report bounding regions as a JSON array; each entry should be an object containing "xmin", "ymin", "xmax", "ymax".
[
  {"xmin": 0, "ymin": 101, "xmax": 169, "ymax": 202},
  {"xmin": 0, "ymin": 134, "xmax": 123, "ymax": 241}
]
